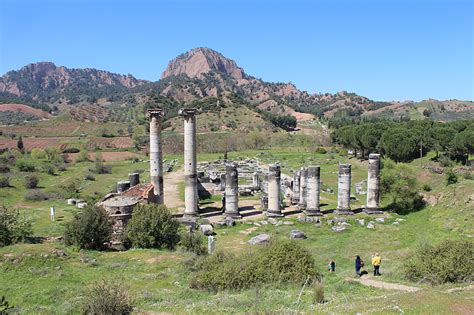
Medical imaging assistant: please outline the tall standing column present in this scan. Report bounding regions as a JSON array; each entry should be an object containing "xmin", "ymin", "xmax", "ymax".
[
  {"xmin": 298, "ymin": 167, "xmax": 307, "ymax": 209},
  {"xmin": 224, "ymin": 162, "xmax": 240, "ymax": 218},
  {"xmin": 292, "ymin": 170, "xmax": 300, "ymax": 205},
  {"xmin": 366, "ymin": 153, "xmax": 382, "ymax": 214},
  {"xmin": 267, "ymin": 164, "xmax": 283, "ymax": 217},
  {"xmin": 252, "ymin": 172, "xmax": 260, "ymax": 189},
  {"xmin": 179, "ymin": 108, "xmax": 199, "ymax": 218},
  {"xmin": 336, "ymin": 164, "xmax": 352, "ymax": 215},
  {"xmin": 305, "ymin": 166, "xmax": 322, "ymax": 216},
  {"xmin": 147, "ymin": 109, "xmax": 164, "ymax": 204}
]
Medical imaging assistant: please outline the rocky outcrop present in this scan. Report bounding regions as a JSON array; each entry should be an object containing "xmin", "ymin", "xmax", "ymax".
[{"xmin": 161, "ymin": 47, "xmax": 245, "ymax": 80}]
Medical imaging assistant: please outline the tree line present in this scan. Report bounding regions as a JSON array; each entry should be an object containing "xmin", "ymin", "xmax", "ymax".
[{"xmin": 331, "ymin": 119, "xmax": 474, "ymax": 163}]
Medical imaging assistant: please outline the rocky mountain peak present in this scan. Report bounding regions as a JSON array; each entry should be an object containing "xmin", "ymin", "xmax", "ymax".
[{"xmin": 160, "ymin": 47, "xmax": 246, "ymax": 80}]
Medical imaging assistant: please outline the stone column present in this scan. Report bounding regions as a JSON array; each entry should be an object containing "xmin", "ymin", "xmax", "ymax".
[
  {"xmin": 267, "ymin": 164, "xmax": 283, "ymax": 217},
  {"xmin": 305, "ymin": 166, "xmax": 322, "ymax": 216},
  {"xmin": 128, "ymin": 172, "xmax": 140, "ymax": 187},
  {"xmin": 336, "ymin": 164, "xmax": 352, "ymax": 214},
  {"xmin": 252, "ymin": 172, "xmax": 260, "ymax": 188},
  {"xmin": 292, "ymin": 170, "xmax": 301, "ymax": 204},
  {"xmin": 366, "ymin": 153, "xmax": 382, "ymax": 214},
  {"xmin": 147, "ymin": 109, "xmax": 164, "ymax": 204},
  {"xmin": 179, "ymin": 108, "xmax": 199, "ymax": 218},
  {"xmin": 298, "ymin": 167, "xmax": 307, "ymax": 209},
  {"xmin": 224, "ymin": 162, "xmax": 240, "ymax": 218}
]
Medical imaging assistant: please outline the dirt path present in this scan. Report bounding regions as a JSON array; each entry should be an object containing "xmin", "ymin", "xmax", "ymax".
[
  {"xmin": 347, "ymin": 277, "xmax": 421, "ymax": 292},
  {"xmin": 164, "ymin": 168, "xmax": 184, "ymax": 210}
]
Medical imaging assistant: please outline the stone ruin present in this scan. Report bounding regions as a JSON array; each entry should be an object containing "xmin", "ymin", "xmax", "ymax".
[{"xmin": 93, "ymin": 106, "xmax": 384, "ymax": 237}]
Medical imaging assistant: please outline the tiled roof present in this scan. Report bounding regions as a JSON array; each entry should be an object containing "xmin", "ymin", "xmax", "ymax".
[{"xmin": 121, "ymin": 183, "xmax": 154, "ymax": 199}]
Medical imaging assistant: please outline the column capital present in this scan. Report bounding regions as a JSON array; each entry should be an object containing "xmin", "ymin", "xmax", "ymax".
[
  {"xmin": 146, "ymin": 108, "xmax": 164, "ymax": 118},
  {"xmin": 178, "ymin": 108, "xmax": 199, "ymax": 117}
]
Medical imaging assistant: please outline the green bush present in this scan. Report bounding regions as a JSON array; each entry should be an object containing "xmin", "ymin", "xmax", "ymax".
[
  {"xmin": 64, "ymin": 206, "xmax": 113, "ymax": 250},
  {"xmin": 313, "ymin": 277, "xmax": 325, "ymax": 304},
  {"xmin": 125, "ymin": 204, "xmax": 180, "ymax": 249},
  {"xmin": 179, "ymin": 231, "xmax": 207, "ymax": 255},
  {"xmin": 0, "ymin": 295, "xmax": 14, "ymax": 313},
  {"xmin": 315, "ymin": 147, "xmax": 327, "ymax": 154},
  {"xmin": 58, "ymin": 179, "xmax": 81, "ymax": 198},
  {"xmin": 31, "ymin": 148, "xmax": 47, "ymax": 160},
  {"xmin": 190, "ymin": 239, "xmax": 319, "ymax": 291},
  {"xmin": 445, "ymin": 169, "xmax": 458, "ymax": 185},
  {"xmin": 404, "ymin": 239, "xmax": 474, "ymax": 285},
  {"xmin": 82, "ymin": 279, "xmax": 133, "ymax": 314},
  {"xmin": 16, "ymin": 159, "xmax": 36, "ymax": 172},
  {"xmin": 24, "ymin": 174, "xmax": 39, "ymax": 189},
  {"xmin": 24, "ymin": 189, "xmax": 49, "ymax": 201},
  {"xmin": 89, "ymin": 162, "xmax": 112, "ymax": 174},
  {"xmin": 42, "ymin": 164, "xmax": 55, "ymax": 175},
  {"xmin": 0, "ymin": 206, "xmax": 32, "ymax": 247},
  {"xmin": 84, "ymin": 173, "xmax": 96, "ymax": 181},
  {"xmin": 0, "ymin": 175, "xmax": 9, "ymax": 188},
  {"xmin": 76, "ymin": 150, "xmax": 90, "ymax": 163},
  {"xmin": 422, "ymin": 184, "xmax": 432, "ymax": 192},
  {"xmin": 0, "ymin": 164, "xmax": 10, "ymax": 173}
]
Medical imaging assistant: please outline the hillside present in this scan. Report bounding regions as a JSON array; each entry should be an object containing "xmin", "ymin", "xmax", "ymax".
[{"xmin": 0, "ymin": 48, "xmax": 473, "ymax": 130}]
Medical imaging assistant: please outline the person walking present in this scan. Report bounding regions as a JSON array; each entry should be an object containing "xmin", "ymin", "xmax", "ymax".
[
  {"xmin": 355, "ymin": 255, "xmax": 362, "ymax": 276},
  {"xmin": 372, "ymin": 253, "xmax": 381, "ymax": 276},
  {"xmin": 328, "ymin": 260, "xmax": 336, "ymax": 272}
]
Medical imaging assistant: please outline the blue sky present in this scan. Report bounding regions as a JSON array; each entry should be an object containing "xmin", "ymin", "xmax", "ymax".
[{"xmin": 0, "ymin": 0, "xmax": 472, "ymax": 101}]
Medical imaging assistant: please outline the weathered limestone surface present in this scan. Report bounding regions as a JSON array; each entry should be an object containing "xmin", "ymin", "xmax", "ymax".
[
  {"xmin": 336, "ymin": 164, "xmax": 352, "ymax": 214},
  {"xmin": 128, "ymin": 172, "xmax": 140, "ymax": 187},
  {"xmin": 298, "ymin": 167, "xmax": 307, "ymax": 209},
  {"xmin": 292, "ymin": 170, "xmax": 300, "ymax": 204},
  {"xmin": 305, "ymin": 166, "xmax": 322, "ymax": 216},
  {"xmin": 224, "ymin": 162, "xmax": 240, "ymax": 218},
  {"xmin": 267, "ymin": 164, "xmax": 283, "ymax": 217},
  {"xmin": 180, "ymin": 108, "xmax": 199, "ymax": 218},
  {"xmin": 366, "ymin": 153, "xmax": 382, "ymax": 214},
  {"xmin": 147, "ymin": 109, "xmax": 164, "ymax": 204}
]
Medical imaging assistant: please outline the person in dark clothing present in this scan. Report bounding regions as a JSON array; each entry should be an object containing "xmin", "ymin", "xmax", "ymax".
[
  {"xmin": 355, "ymin": 255, "xmax": 362, "ymax": 276},
  {"xmin": 328, "ymin": 260, "xmax": 336, "ymax": 272}
]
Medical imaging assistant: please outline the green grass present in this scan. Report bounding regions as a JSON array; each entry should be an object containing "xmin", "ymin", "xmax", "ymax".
[{"xmin": 1, "ymin": 148, "xmax": 473, "ymax": 313}]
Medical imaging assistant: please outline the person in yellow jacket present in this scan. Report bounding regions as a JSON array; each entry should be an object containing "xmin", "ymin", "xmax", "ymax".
[{"xmin": 372, "ymin": 253, "xmax": 382, "ymax": 276}]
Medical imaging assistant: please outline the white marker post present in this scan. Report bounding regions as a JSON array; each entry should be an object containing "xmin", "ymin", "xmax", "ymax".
[
  {"xmin": 207, "ymin": 235, "xmax": 215, "ymax": 254},
  {"xmin": 50, "ymin": 206, "xmax": 55, "ymax": 221}
]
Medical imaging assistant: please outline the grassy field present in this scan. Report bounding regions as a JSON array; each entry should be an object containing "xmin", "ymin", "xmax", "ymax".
[{"xmin": 1, "ymin": 147, "xmax": 473, "ymax": 313}]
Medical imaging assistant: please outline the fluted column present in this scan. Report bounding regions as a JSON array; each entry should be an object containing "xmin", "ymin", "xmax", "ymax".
[
  {"xmin": 292, "ymin": 170, "xmax": 300, "ymax": 204},
  {"xmin": 298, "ymin": 167, "xmax": 307, "ymax": 209}
]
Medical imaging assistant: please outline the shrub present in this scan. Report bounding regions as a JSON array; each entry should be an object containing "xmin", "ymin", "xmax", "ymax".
[
  {"xmin": 0, "ymin": 206, "xmax": 33, "ymax": 247},
  {"xmin": 0, "ymin": 295, "xmax": 14, "ymax": 313},
  {"xmin": 58, "ymin": 179, "xmax": 80, "ymax": 198},
  {"xmin": 84, "ymin": 173, "xmax": 95, "ymax": 181},
  {"xmin": 0, "ymin": 164, "xmax": 10, "ymax": 173},
  {"xmin": 404, "ymin": 239, "xmax": 474, "ymax": 285},
  {"xmin": 315, "ymin": 147, "xmax": 327, "ymax": 154},
  {"xmin": 179, "ymin": 231, "xmax": 207, "ymax": 255},
  {"xmin": 422, "ymin": 184, "xmax": 432, "ymax": 192},
  {"xmin": 125, "ymin": 204, "xmax": 180, "ymax": 249},
  {"xmin": 24, "ymin": 189, "xmax": 49, "ymax": 201},
  {"xmin": 190, "ymin": 239, "xmax": 319, "ymax": 291},
  {"xmin": 90, "ymin": 162, "xmax": 112, "ymax": 174},
  {"xmin": 16, "ymin": 159, "xmax": 36, "ymax": 172},
  {"xmin": 62, "ymin": 147, "xmax": 80, "ymax": 154},
  {"xmin": 463, "ymin": 172, "xmax": 473, "ymax": 180},
  {"xmin": 0, "ymin": 175, "xmax": 9, "ymax": 188},
  {"xmin": 439, "ymin": 155, "xmax": 453, "ymax": 167},
  {"xmin": 445, "ymin": 169, "xmax": 458, "ymax": 185},
  {"xmin": 313, "ymin": 277, "xmax": 325, "ymax": 304},
  {"xmin": 82, "ymin": 279, "xmax": 133, "ymax": 314},
  {"xmin": 64, "ymin": 206, "xmax": 112, "ymax": 250},
  {"xmin": 24, "ymin": 174, "xmax": 39, "ymax": 189},
  {"xmin": 31, "ymin": 148, "xmax": 47, "ymax": 159},
  {"xmin": 76, "ymin": 150, "xmax": 90, "ymax": 163},
  {"xmin": 43, "ymin": 164, "xmax": 56, "ymax": 175}
]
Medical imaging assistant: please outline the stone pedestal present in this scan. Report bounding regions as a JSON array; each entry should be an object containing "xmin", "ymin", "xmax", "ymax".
[
  {"xmin": 179, "ymin": 108, "xmax": 199, "ymax": 218},
  {"xmin": 267, "ymin": 164, "xmax": 283, "ymax": 217},
  {"xmin": 224, "ymin": 162, "xmax": 240, "ymax": 218},
  {"xmin": 365, "ymin": 153, "xmax": 383, "ymax": 214},
  {"xmin": 305, "ymin": 166, "xmax": 322, "ymax": 216},
  {"xmin": 335, "ymin": 164, "xmax": 352, "ymax": 215},
  {"xmin": 147, "ymin": 109, "xmax": 164, "ymax": 204}
]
